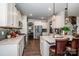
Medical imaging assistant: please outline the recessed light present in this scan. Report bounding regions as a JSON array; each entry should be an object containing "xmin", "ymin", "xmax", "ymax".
[
  {"xmin": 48, "ymin": 7, "xmax": 51, "ymax": 11},
  {"xmin": 29, "ymin": 14, "xmax": 32, "ymax": 16}
]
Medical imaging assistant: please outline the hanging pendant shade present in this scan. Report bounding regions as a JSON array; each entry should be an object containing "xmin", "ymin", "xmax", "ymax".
[
  {"xmin": 53, "ymin": 3, "xmax": 55, "ymax": 15},
  {"xmin": 65, "ymin": 3, "xmax": 68, "ymax": 18},
  {"xmin": 65, "ymin": 3, "xmax": 69, "ymax": 24}
]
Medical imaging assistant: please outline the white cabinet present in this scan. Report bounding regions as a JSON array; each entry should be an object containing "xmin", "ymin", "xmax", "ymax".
[
  {"xmin": 40, "ymin": 36, "xmax": 50, "ymax": 56},
  {"xmin": 18, "ymin": 37, "xmax": 24, "ymax": 56},
  {"xmin": 0, "ymin": 45, "xmax": 18, "ymax": 56},
  {"xmin": 0, "ymin": 3, "xmax": 14, "ymax": 26},
  {"xmin": 0, "ymin": 3, "xmax": 21, "ymax": 28},
  {"xmin": 12, "ymin": 6, "xmax": 18, "ymax": 27},
  {"xmin": 7, "ymin": 3, "xmax": 20, "ymax": 27},
  {"xmin": 40, "ymin": 37, "xmax": 44, "ymax": 55},
  {"xmin": 0, "ymin": 35, "xmax": 25, "ymax": 56},
  {"xmin": 0, "ymin": 3, "xmax": 8, "ymax": 26},
  {"xmin": 7, "ymin": 3, "xmax": 14, "ymax": 26}
]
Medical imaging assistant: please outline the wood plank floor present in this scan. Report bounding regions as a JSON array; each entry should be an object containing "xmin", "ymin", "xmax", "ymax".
[{"xmin": 23, "ymin": 39, "xmax": 41, "ymax": 56}]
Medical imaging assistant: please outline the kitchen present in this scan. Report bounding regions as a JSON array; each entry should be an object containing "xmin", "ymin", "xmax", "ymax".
[{"xmin": 0, "ymin": 3, "xmax": 79, "ymax": 56}]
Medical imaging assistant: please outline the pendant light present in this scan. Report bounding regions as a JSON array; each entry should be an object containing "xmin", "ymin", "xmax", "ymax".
[
  {"xmin": 65, "ymin": 3, "xmax": 69, "ymax": 24},
  {"xmin": 53, "ymin": 3, "xmax": 56, "ymax": 19},
  {"xmin": 52, "ymin": 3, "xmax": 56, "ymax": 35}
]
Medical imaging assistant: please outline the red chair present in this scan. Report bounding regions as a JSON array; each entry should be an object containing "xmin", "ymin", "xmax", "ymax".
[{"xmin": 49, "ymin": 39, "xmax": 67, "ymax": 56}]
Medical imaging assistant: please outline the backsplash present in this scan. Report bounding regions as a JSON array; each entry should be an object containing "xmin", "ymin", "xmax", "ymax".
[
  {"xmin": 0, "ymin": 28, "xmax": 20, "ymax": 40},
  {"xmin": 0, "ymin": 28, "xmax": 9, "ymax": 40}
]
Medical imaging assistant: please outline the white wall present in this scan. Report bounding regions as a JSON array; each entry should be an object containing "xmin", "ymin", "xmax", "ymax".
[
  {"xmin": 28, "ymin": 19, "xmax": 47, "ymax": 29},
  {"xmin": 20, "ymin": 15, "xmax": 27, "ymax": 42},
  {"xmin": 20, "ymin": 15, "xmax": 27, "ymax": 35}
]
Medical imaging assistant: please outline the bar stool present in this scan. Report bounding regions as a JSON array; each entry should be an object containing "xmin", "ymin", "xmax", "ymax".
[
  {"xmin": 49, "ymin": 39, "xmax": 67, "ymax": 56},
  {"xmin": 66, "ymin": 38, "xmax": 79, "ymax": 56}
]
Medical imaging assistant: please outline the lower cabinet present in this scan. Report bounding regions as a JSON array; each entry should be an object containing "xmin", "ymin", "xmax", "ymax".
[
  {"xmin": 0, "ymin": 45, "xmax": 18, "ymax": 56},
  {"xmin": 40, "ymin": 37, "xmax": 50, "ymax": 56},
  {"xmin": 0, "ymin": 36, "xmax": 25, "ymax": 56},
  {"xmin": 18, "ymin": 37, "xmax": 24, "ymax": 56}
]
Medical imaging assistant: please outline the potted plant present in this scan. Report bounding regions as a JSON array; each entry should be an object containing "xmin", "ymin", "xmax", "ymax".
[{"xmin": 62, "ymin": 25, "xmax": 70, "ymax": 35}]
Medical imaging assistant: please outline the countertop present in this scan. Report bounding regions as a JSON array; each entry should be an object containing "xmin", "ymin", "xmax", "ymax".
[
  {"xmin": 41, "ymin": 36, "xmax": 55, "ymax": 43},
  {"xmin": 40, "ymin": 35, "xmax": 73, "ymax": 44},
  {"xmin": 0, "ymin": 35, "xmax": 25, "ymax": 45}
]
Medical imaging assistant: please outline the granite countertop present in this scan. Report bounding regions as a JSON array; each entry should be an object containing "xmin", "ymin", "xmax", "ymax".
[
  {"xmin": 0, "ymin": 35, "xmax": 24, "ymax": 45},
  {"xmin": 40, "ymin": 35, "xmax": 73, "ymax": 44},
  {"xmin": 41, "ymin": 36, "xmax": 56, "ymax": 44}
]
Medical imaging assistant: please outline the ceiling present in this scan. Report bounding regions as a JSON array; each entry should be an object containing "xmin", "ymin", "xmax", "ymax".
[{"xmin": 16, "ymin": 3, "xmax": 79, "ymax": 20}]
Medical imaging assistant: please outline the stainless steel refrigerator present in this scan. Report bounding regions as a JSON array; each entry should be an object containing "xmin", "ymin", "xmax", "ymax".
[{"xmin": 34, "ymin": 25, "xmax": 42, "ymax": 39}]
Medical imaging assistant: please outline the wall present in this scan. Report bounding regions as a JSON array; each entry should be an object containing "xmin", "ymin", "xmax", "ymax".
[
  {"xmin": 20, "ymin": 15, "xmax": 27, "ymax": 35},
  {"xmin": 28, "ymin": 19, "xmax": 47, "ymax": 29},
  {"xmin": 20, "ymin": 15, "xmax": 27, "ymax": 42}
]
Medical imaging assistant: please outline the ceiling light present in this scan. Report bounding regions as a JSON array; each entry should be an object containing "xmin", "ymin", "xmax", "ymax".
[
  {"xmin": 29, "ymin": 14, "xmax": 32, "ymax": 16},
  {"xmin": 52, "ymin": 3, "xmax": 56, "ymax": 20},
  {"xmin": 48, "ymin": 7, "xmax": 51, "ymax": 11},
  {"xmin": 65, "ymin": 3, "xmax": 69, "ymax": 24}
]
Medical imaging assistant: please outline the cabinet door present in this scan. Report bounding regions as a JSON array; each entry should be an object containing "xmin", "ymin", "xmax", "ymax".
[
  {"xmin": 0, "ymin": 3, "xmax": 20, "ymax": 27},
  {"xmin": 0, "ymin": 3, "xmax": 19, "ymax": 27},
  {"xmin": 40, "ymin": 38, "xmax": 44, "ymax": 56},
  {"xmin": 0, "ymin": 3, "xmax": 7, "ymax": 26},
  {"xmin": 13, "ymin": 6, "xmax": 20, "ymax": 27},
  {"xmin": 7, "ymin": 3, "xmax": 19, "ymax": 27},
  {"xmin": 43, "ymin": 41, "xmax": 50, "ymax": 56},
  {"xmin": 19, "ymin": 38, "xmax": 24, "ymax": 56},
  {"xmin": 7, "ymin": 3, "xmax": 13, "ymax": 26}
]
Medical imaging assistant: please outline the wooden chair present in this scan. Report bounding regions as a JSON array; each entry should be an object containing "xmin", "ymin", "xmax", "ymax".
[
  {"xmin": 66, "ymin": 38, "xmax": 79, "ymax": 56},
  {"xmin": 49, "ymin": 39, "xmax": 67, "ymax": 56}
]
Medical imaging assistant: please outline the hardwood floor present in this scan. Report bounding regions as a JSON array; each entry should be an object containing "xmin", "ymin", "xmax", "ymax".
[{"xmin": 23, "ymin": 39, "xmax": 41, "ymax": 56}]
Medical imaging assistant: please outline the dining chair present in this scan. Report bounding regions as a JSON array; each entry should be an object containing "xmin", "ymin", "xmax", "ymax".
[
  {"xmin": 66, "ymin": 38, "xmax": 79, "ymax": 56},
  {"xmin": 49, "ymin": 39, "xmax": 67, "ymax": 56}
]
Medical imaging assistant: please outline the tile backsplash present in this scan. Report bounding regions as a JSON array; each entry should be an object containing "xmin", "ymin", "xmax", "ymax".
[
  {"xmin": 0, "ymin": 28, "xmax": 20, "ymax": 40},
  {"xmin": 0, "ymin": 28, "xmax": 9, "ymax": 40}
]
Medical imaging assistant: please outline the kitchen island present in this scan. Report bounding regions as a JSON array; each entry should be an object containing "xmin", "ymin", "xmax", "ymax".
[
  {"xmin": 40, "ymin": 36, "xmax": 54, "ymax": 56},
  {"xmin": 0, "ymin": 35, "xmax": 25, "ymax": 56},
  {"xmin": 40, "ymin": 35, "xmax": 73, "ymax": 56}
]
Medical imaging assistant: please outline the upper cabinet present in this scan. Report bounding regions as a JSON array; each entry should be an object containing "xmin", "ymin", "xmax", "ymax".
[
  {"xmin": 0, "ymin": 3, "xmax": 8, "ymax": 26},
  {"xmin": 7, "ymin": 3, "xmax": 15, "ymax": 27},
  {"xmin": 0, "ymin": 3, "xmax": 22, "ymax": 28}
]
